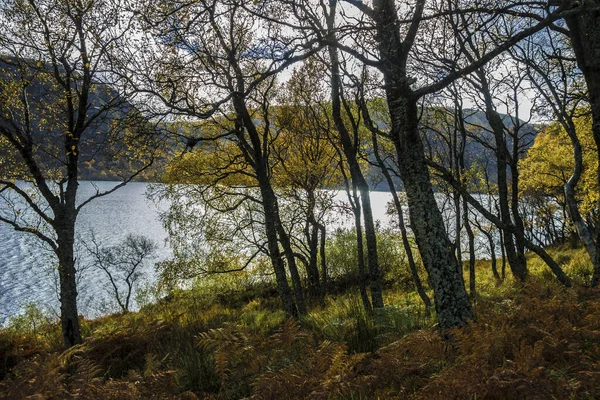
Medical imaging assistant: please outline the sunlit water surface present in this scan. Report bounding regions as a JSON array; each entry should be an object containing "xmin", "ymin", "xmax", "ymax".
[
  {"xmin": 0, "ymin": 182, "xmax": 169, "ymax": 324},
  {"xmin": 0, "ymin": 182, "xmax": 492, "ymax": 324}
]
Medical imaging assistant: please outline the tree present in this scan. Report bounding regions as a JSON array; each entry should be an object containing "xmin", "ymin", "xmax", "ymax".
[
  {"xmin": 357, "ymin": 91, "xmax": 432, "ymax": 311},
  {"xmin": 551, "ymin": 0, "xmax": 600, "ymax": 285},
  {"xmin": 126, "ymin": 0, "xmax": 326, "ymax": 316},
  {"xmin": 520, "ymin": 116, "xmax": 599, "ymax": 243},
  {"xmin": 338, "ymin": 0, "xmax": 576, "ymax": 329},
  {"xmin": 86, "ymin": 234, "xmax": 157, "ymax": 313},
  {"xmin": 158, "ymin": 120, "xmax": 303, "ymax": 312},
  {"xmin": 326, "ymin": 41, "xmax": 385, "ymax": 309},
  {"xmin": 334, "ymin": 0, "xmax": 475, "ymax": 330},
  {"xmin": 511, "ymin": 23, "xmax": 600, "ymax": 282},
  {"xmin": 0, "ymin": 0, "xmax": 160, "ymax": 347},
  {"xmin": 425, "ymin": 100, "xmax": 480, "ymax": 297},
  {"xmin": 274, "ymin": 60, "xmax": 343, "ymax": 300}
]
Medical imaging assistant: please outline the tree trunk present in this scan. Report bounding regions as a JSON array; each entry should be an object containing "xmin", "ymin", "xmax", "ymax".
[
  {"xmin": 55, "ymin": 217, "xmax": 82, "ymax": 348},
  {"xmin": 371, "ymin": 132, "xmax": 432, "ymax": 313},
  {"xmin": 327, "ymin": 42, "xmax": 384, "ymax": 308},
  {"xmin": 490, "ymin": 235, "xmax": 499, "ymax": 280},
  {"xmin": 359, "ymin": 186, "xmax": 385, "ymax": 308},
  {"xmin": 371, "ymin": 0, "xmax": 473, "ymax": 330},
  {"xmin": 482, "ymin": 229, "xmax": 500, "ymax": 280},
  {"xmin": 463, "ymin": 200, "xmax": 476, "ymax": 297},
  {"xmin": 510, "ymin": 136, "xmax": 528, "ymax": 277},
  {"xmin": 275, "ymin": 208, "xmax": 307, "ymax": 315},
  {"xmin": 305, "ymin": 189, "xmax": 324, "ymax": 301},
  {"xmin": 482, "ymin": 86, "xmax": 528, "ymax": 282},
  {"xmin": 394, "ymin": 190, "xmax": 433, "ymax": 314},
  {"xmin": 563, "ymin": 119, "xmax": 600, "ymax": 285},
  {"xmin": 307, "ymin": 223, "xmax": 322, "ymax": 297},
  {"xmin": 454, "ymin": 192, "xmax": 465, "ymax": 288},
  {"xmin": 232, "ymin": 92, "xmax": 301, "ymax": 315},
  {"xmin": 260, "ymin": 184, "xmax": 298, "ymax": 317},
  {"xmin": 318, "ymin": 223, "xmax": 328, "ymax": 292},
  {"xmin": 500, "ymin": 229, "xmax": 507, "ymax": 279},
  {"xmin": 452, "ymin": 112, "xmax": 465, "ymax": 289},
  {"xmin": 563, "ymin": 5, "xmax": 600, "ymax": 286},
  {"xmin": 442, "ymin": 176, "xmax": 572, "ymax": 286},
  {"xmin": 391, "ymin": 99, "xmax": 472, "ymax": 330},
  {"xmin": 353, "ymin": 186, "xmax": 373, "ymax": 312},
  {"xmin": 457, "ymin": 106, "xmax": 475, "ymax": 296}
]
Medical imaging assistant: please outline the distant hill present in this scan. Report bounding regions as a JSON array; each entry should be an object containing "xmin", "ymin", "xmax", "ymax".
[
  {"xmin": 370, "ymin": 108, "xmax": 539, "ymax": 191},
  {"xmin": 0, "ymin": 62, "xmax": 539, "ymax": 188},
  {"xmin": 0, "ymin": 57, "xmax": 163, "ymax": 182}
]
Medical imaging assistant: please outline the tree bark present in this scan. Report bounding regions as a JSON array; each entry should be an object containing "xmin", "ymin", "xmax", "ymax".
[
  {"xmin": 232, "ymin": 94, "xmax": 300, "ymax": 316},
  {"xmin": 500, "ymin": 228, "xmax": 507, "ymax": 279},
  {"xmin": 563, "ymin": 128, "xmax": 599, "ymax": 283},
  {"xmin": 474, "ymin": 217, "xmax": 500, "ymax": 281},
  {"xmin": 276, "ymin": 216, "xmax": 307, "ymax": 315},
  {"xmin": 371, "ymin": 132, "xmax": 432, "ymax": 313},
  {"xmin": 304, "ymin": 189, "xmax": 323, "ymax": 302},
  {"xmin": 56, "ymin": 215, "xmax": 82, "ymax": 348},
  {"xmin": 456, "ymin": 104, "xmax": 475, "ymax": 296},
  {"xmin": 488, "ymin": 231, "xmax": 500, "ymax": 281},
  {"xmin": 358, "ymin": 186, "xmax": 385, "ymax": 308},
  {"xmin": 510, "ymin": 132, "xmax": 528, "ymax": 277},
  {"xmin": 391, "ymin": 100, "xmax": 473, "ymax": 330},
  {"xmin": 463, "ymin": 200, "xmax": 476, "ymax": 297},
  {"xmin": 371, "ymin": 0, "xmax": 473, "ymax": 331},
  {"xmin": 318, "ymin": 223, "xmax": 328, "ymax": 292},
  {"xmin": 307, "ymin": 224, "xmax": 322, "ymax": 297},
  {"xmin": 352, "ymin": 185, "xmax": 373, "ymax": 312},
  {"xmin": 454, "ymin": 192, "xmax": 465, "ymax": 287},
  {"xmin": 432, "ymin": 162, "xmax": 572, "ymax": 286},
  {"xmin": 259, "ymin": 183, "xmax": 299, "ymax": 317},
  {"xmin": 562, "ymin": 4, "xmax": 600, "ymax": 286}
]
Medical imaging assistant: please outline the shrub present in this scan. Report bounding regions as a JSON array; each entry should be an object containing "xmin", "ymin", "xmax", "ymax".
[{"xmin": 325, "ymin": 226, "xmax": 417, "ymax": 285}]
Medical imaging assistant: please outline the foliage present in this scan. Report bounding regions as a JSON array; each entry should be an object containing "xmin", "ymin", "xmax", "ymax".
[
  {"xmin": 163, "ymin": 120, "xmax": 256, "ymax": 188},
  {"xmin": 0, "ymin": 304, "xmax": 61, "ymax": 380},
  {"xmin": 152, "ymin": 183, "xmax": 274, "ymax": 289},
  {"xmin": 273, "ymin": 58, "xmax": 343, "ymax": 192},
  {"xmin": 415, "ymin": 283, "xmax": 600, "ymax": 399},
  {"xmin": 2, "ymin": 1, "xmax": 600, "ymax": 396},
  {"xmin": 325, "ymin": 226, "xmax": 420, "ymax": 285},
  {"xmin": 5, "ymin": 303, "xmax": 54, "ymax": 338},
  {"xmin": 520, "ymin": 116, "xmax": 599, "ymax": 218},
  {"xmin": 0, "ymin": 0, "xmax": 164, "ymax": 347},
  {"xmin": 197, "ymin": 318, "xmax": 373, "ymax": 399}
]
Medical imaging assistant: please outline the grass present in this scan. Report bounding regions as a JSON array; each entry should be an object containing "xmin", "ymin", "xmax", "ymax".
[{"xmin": 1, "ymin": 246, "xmax": 600, "ymax": 399}]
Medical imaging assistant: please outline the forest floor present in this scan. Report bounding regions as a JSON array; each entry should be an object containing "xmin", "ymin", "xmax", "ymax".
[{"xmin": 1, "ymin": 246, "xmax": 600, "ymax": 399}]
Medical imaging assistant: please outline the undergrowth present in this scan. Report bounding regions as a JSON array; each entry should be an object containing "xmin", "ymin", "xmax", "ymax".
[{"xmin": 1, "ymin": 247, "xmax": 600, "ymax": 399}]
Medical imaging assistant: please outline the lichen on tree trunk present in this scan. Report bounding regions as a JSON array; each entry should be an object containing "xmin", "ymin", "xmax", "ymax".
[
  {"xmin": 391, "ymin": 100, "xmax": 473, "ymax": 330},
  {"xmin": 370, "ymin": 0, "xmax": 473, "ymax": 330}
]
